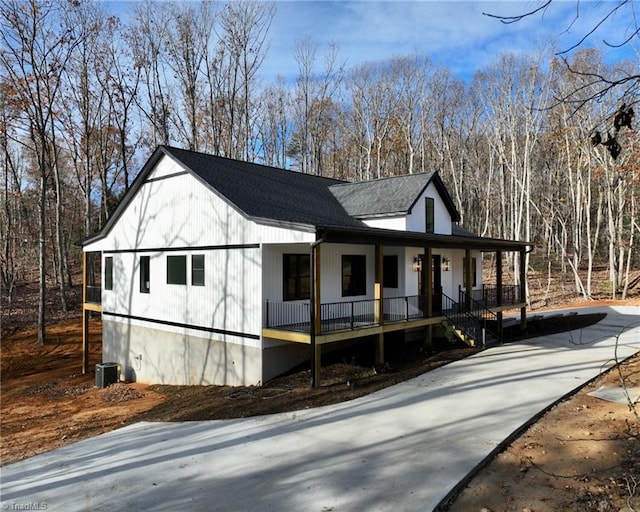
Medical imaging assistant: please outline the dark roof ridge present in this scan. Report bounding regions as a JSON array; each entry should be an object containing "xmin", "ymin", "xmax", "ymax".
[
  {"xmin": 160, "ymin": 145, "xmax": 348, "ymax": 186},
  {"xmin": 329, "ymin": 171, "xmax": 435, "ymax": 188}
]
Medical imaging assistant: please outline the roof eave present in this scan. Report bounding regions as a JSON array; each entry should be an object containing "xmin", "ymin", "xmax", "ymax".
[
  {"xmin": 316, "ymin": 225, "xmax": 532, "ymax": 251},
  {"xmin": 355, "ymin": 211, "xmax": 410, "ymax": 220}
]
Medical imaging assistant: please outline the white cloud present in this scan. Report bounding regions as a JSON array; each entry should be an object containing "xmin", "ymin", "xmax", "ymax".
[{"xmin": 264, "ymin": 0, "xmax": 636, "ymax": 83}]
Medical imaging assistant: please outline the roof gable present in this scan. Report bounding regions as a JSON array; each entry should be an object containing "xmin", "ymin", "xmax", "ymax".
[{"xmin": 330, "ymin": 172, "xmax": 460, "ymax": 222}]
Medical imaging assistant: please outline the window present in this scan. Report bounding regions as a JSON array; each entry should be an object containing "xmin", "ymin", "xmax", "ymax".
[
  {"xmin": 463, "ymin": 257, "xmax": 477, "ymax": 288},
  {"xmin": 192, "ymin": 255, "xmax": 205, "ymax": 286},
  {"xmin": 342, "ymin": 255, "xmax": 366, "ymax": 297},
  {"xmin": 167, "ymin": 255, "xmax": 187, "ymax": 285},
  {"xmin": 283, "ymin": 254, "xmax": 310, "ymax": 300},
  {"xmin": 140, "ymin": 256, "xmax": 150, "ymax": 293},
  {"xmin": 104, "ymin": 257, "xmax": 113, "ymax": 291},
  {"xmin": 383, "ymin": 255, "xmax": 398, "ymax": 288},
  {"xmin": 425, "ymin": 197, "xmax": 435, "ymax": 234}
]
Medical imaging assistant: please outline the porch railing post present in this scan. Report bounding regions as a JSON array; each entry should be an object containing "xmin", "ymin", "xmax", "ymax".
[{"xmin": 350, "ymin": 301, "xmax": 354, "ymax": 330}]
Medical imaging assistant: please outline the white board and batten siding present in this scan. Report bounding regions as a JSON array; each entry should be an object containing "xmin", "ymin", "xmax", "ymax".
[
  {"xmin": 363, "ymin": 216, "xmax": 407, "ymax": 231},
  {"xmin": 86, "ymin": 154, "xmax": 314, "ymax": 386},
  {"xmin": 406, "ymin": 182, "xmax": 452, "ymax": 235},
  {"xmin": 102, "ymin": 248, "xmax": 262, "ymax": 346},
  {"xmin": 84, "ymin": 155, "xmax": 314, "ymax": 252},
  {"xmin": 263, "ymin": 243, "xmax": 378, "ymax": 305}
]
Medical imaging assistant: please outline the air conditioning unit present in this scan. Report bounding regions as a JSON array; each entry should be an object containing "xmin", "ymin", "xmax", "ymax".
[{"xmin": 95, "ymin": 362, "xmax": 120, "ymax": 388}]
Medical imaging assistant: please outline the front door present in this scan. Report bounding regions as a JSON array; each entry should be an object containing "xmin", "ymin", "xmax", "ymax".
[
  {"xmin": 418, "ymin": 254, "xmax": 443, "ymax": 315},
  {"xmin": 431, "ymin": 255, "xmax": 443, "ymax": 314}
]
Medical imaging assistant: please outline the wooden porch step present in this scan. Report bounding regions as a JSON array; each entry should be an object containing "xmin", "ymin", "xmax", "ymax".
[{"xmin": 441, "ymin": 320, "xmax": 476, "ymax": 348}]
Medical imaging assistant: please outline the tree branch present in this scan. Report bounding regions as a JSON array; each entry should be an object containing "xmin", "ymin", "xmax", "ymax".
[{"xmin": 482, "ymin": 0, "xmax": 552, "ymax": 25}]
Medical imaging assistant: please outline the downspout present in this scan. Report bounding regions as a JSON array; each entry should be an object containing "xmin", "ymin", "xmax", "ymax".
[{"xmin": 310, "ymin": 231, "xmax": 326, "ymax": 388}]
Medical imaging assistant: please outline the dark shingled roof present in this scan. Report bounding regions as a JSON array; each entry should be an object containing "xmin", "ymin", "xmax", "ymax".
[
  {"xmin": 83, "ymin": 146, "xmax": 487, "ymax": 248},
  {"xmin": 161, "ymin": 146, "xmax": 364, "ymax": 230},
  {"xmin": 452, "ymin": 224, "xmax": 478, "ymax": 237},
  {"xmin": 330, "ymin": 173, "xmax": 433, "ymax": 218}
]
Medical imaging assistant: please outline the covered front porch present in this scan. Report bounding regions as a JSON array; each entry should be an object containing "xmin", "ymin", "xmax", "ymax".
[{"xmin": 264, "ymin": 225, "xmax": 530, "ymax": 387}]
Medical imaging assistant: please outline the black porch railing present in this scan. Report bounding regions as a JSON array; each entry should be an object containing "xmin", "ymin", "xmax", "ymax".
[
  {"xmin": 266, "ymin": 295, "xmax": 426, "ymax": 333},
  {"xmin": 320, "ymin": 299, "xmax": 379, "ymax": 332},
  {"xmin": 85, "ymin": 286, "xmax": 102, "ymax": 304},
  {"xmin": 442, "ymin": 292, "xmax": 493, "ymax": 347},
  {"xmin": 463, "ymin": 285, "xmax": 521, "ymax": 308},
  {"xmin": 266, "ymin": 287, "xmax": 521, "ymax": 336},
  {"xmin": 266, "ymin": 295, "xmax": 431, "ymax": 334},
  {"xmin": 384, "ymin": 295, "xmax": 428, "ymax": 323}
]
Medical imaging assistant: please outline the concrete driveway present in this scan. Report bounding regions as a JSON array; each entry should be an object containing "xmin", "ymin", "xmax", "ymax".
[{"xmin": 2, "ymin": 306, "xmax": 639, "ymax": 512}]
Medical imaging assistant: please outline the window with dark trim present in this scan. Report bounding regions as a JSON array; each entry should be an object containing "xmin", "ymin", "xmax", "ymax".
[
  {"xmin": 342, "ymin": 255, "xmax": 366, "ymax": 297},
  {"xmin": 425, "ymin": 197, "xmax": 435, "ymax": 234},
  {"xmin": 463, "ymin": 257, "xmax": 478, "ymax": 287},
  {"xmin": 283, "ymin": 254, "xmax": 310, "ymax": 301},
  {"xmin": 140, "ymin": 256, "xmax": 150, "ymax": 293},
  {"xmin": 383, "ymin": 255, "xmax": 398, "ymax": 288},
  {"xmin": 104, "ymin": 256, "xmax": 113, "ymax": 291},
  {"xmin": 167, "ymin": 255, "xmax": 187, "ymax": 285},
  {"xmin": 192, "ymin": 255, "xmax": 205, "ymax": 286}
]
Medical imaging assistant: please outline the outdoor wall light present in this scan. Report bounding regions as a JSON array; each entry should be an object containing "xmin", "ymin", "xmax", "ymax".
[
  {"xmin": 442, "ymin": 258, "xmax": 451, "ymax": 272},
  {"xmin": 412, "ymin": 256, "xmax": 422, "ymax": 272}
]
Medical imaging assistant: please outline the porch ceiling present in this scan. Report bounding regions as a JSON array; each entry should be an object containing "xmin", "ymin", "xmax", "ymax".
[{"xmin": 317, "ymin": 226, "xmax": 531, "ymax": 252}]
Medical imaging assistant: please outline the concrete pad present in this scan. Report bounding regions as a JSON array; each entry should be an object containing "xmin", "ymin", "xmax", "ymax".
[
  {"xmin": 588, "ymin": 385, "xmax": 640, "ymax": 404},
  {"xmin": 1, "ymin": 306, "xmax": 639, "ymax": 512}
]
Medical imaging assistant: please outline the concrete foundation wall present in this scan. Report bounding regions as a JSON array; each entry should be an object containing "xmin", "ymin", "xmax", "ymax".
[
  {"xmin": 103, "ymin": 318, "xmax": 262, "ymax": 386},
  {"xmin": 262, "ymin": 341, "xmax": 310, "ymax": 383}
]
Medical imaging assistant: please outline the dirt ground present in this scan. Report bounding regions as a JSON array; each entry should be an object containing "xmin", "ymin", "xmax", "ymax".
[{"xmin": 2, "ymin": 301, "xmax": 640, "ymax": 512}]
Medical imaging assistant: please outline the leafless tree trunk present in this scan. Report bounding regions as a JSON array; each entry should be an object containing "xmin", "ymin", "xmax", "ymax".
[{"xmin": 0, "ymin": 0, "xmax": 83, "ymax": 342}]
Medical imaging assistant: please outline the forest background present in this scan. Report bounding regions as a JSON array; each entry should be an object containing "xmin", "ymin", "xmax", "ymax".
[{"xmin": 1, "ymin": 0, "xmax": 638, "ymax": 344}]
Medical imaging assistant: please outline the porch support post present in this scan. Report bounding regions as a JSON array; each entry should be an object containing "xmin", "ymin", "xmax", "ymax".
[
  {"xmin": 83, "ymin": 309, "xmax": 90, "ymax": 375},
  {"xmin": 464, "ymin": 248, "xmax": 472, "ymax": 310},
  {"xmin": 519, "ymin": 248, "xmax": 527, "ymax": 331},
  {"xmin": 374, "ymin": 245, "xmax": 384, "ymax": 365},
  {"xmin": 310, "ymin": 242, "xmax": 322, "ymax": 388},
  {"xmin": 424, "ymin": 247, "xmax": 433, "ymax": 350},
  {"xmin": 496, "ymin": 250, "xmax": 503, "ymax": 342},
  {"xmin": 82, "ymin": 251, "xmax": 89, "ymax": 375}
]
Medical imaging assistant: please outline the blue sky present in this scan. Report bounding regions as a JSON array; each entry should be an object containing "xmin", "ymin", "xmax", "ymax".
[
  {"xmin": 265, "ymin": 0, "xmax": 638, "ymax": 83},
  {"xmin": 104, "ymin": 0, "xmax": 637, "ymax": 84}
]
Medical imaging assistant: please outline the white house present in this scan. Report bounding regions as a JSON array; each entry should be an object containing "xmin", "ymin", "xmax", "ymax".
[{"xmin": 82, "ymin": 146, "xmax": 530, "ymax": 387}]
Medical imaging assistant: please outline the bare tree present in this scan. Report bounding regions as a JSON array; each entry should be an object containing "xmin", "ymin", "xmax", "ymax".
[
  {"xmin": 257, "ymin": 76, "xmax": 291, "ymax": 168},
  {"xmin": 474, "ymin": 52, "xmax": 552, "ymax": 298},
  {"xmin": 165, "ymin": 1, "xmax": 215, "ymax": 151},
  {"xmin": 130, "ymin": 0, "xmax": 173, "ymax": 147},
  {"xmin": 218, "ymin": 0, "xmax": 275, "ymax": 160},
  {"xmin": 0, "ymin": 0, "xmax": 84, "ymax": 342},
  {"xmin": 100, "ymin": 15, "xmax": 141, "ymax": 193},
  {"xmin": 292, "ymin": 37, "xmax": 344, "ymax": 175}
]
